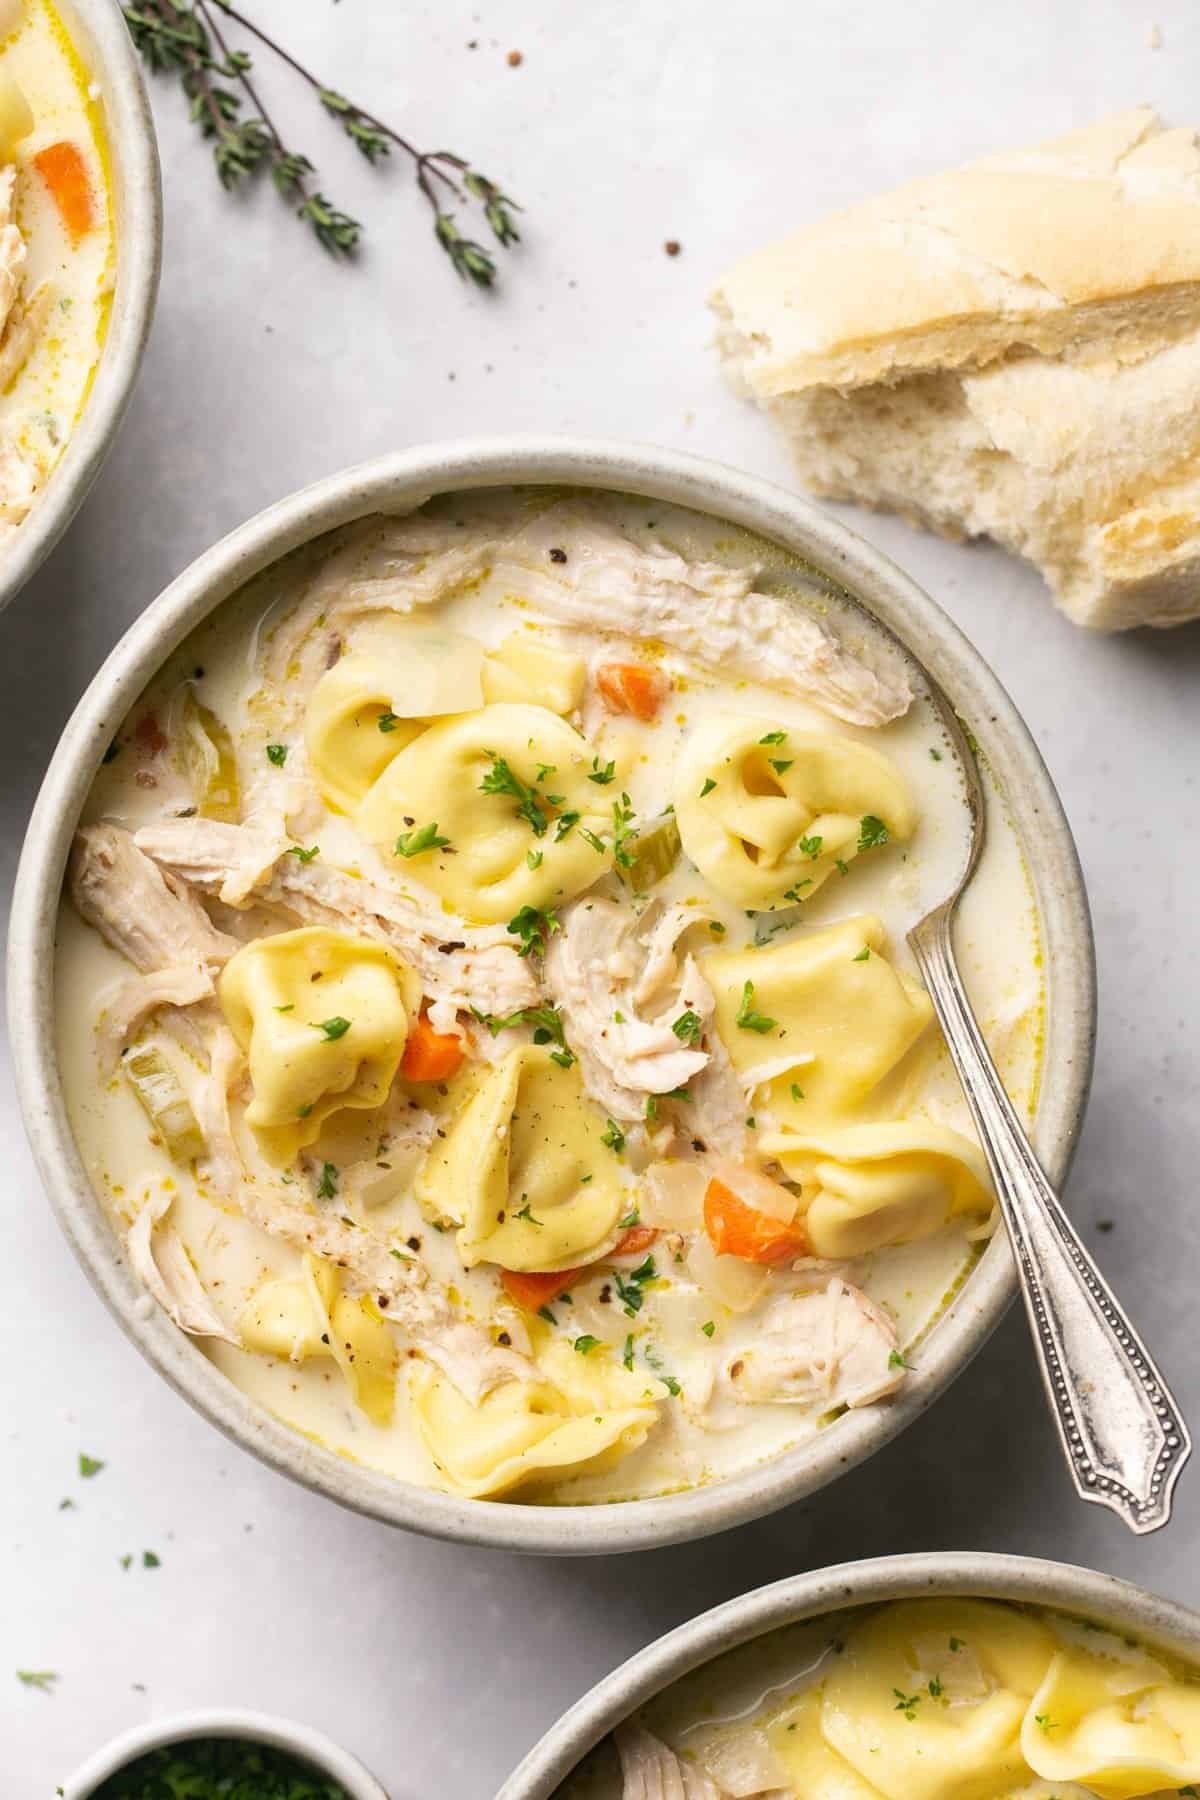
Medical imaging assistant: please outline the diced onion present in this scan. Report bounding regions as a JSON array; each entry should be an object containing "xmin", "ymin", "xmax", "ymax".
[
  {"xmin": 710, "ymin": 1157, "xmax": 797, "ymax": 1221},
  {"xmin": 687, "ymin": 1234, "xmax": 769, "ymax": 1312},
  {"xmin": 180, "ymin": 690, "xmax": 240, "ymax": 822},
  {"xmin": 641, "ymin": 1160, "xmax": 707, "ymax": 1231}
]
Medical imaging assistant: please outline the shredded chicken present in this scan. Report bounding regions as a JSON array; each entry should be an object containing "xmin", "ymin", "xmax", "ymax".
[
  {"xmin": 615, "ymin": 1725, "xmax": 724, "ymax": 1800},
  {"xmin": 261, "ymin": 498, "xmax": 911, "ymax": 728},
  {"xmin": 684, "ymin": 1028, "xmax": 754, "ymax": 1159},
  {"xmin": 133, "ymin": 816, "xmax": 541, "ymax": 1017},
  {"xmin": 127, "ymin": 1186, "xmax": 239, "ymax": 1344},
  {"xmin": 0, "ymin": 276, "xmax": 51, "ymax": 389},
  {"xmin": 724, "ymin": 1277, "xmax": 903, "ymax": 1409},
  {"xmin": 0, "ymin": 166, "xmax": 25, "ymax": 329},
  {"xmin": 544, "ymin": 899, "xmax": 715, "ymax": 1120}
]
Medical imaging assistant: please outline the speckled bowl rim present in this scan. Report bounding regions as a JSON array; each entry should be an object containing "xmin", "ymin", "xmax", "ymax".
[
  {"xmin": 497, "ymin": 1552, "xmax": 1200, "ymax": 1797},
  {"xmin": 0, "ymin": 0, "xmax": 162, "ymax": 615},
  {"xmin": 8, "ymin": 437, "xmax": 1096, "ymax": 1555},
  {"xmin": 62, "ymin": 1706, "xmax": 388, "ymax": 1799}
]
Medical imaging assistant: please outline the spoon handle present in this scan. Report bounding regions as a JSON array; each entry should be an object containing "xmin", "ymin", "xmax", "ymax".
[{"xmin": 909, "ymin": 909, "xmax": 1190, "ymax": 1534}]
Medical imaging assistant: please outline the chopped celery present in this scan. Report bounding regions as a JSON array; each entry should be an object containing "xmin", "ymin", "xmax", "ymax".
[
  {"xmin": 181, "ymin": 691, "xmax": 240, "ymax": 822},
  {"xmin": 124, "ymin": 1045, "xmax": 206, "ymax": 1163},
  {"xmin": 620, "ymin": 811, "xmax": 681, "ymax": 894}
]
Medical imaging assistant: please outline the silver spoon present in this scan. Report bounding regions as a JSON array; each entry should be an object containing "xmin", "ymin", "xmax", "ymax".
[{"xmin": 907, "ymin": 690, "xmax": 1189, "ymax": 1534}]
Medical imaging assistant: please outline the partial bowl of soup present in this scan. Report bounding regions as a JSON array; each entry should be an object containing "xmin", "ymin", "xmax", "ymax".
[
  {"xmin": 9, "ymin": 439, "xmax": 1095, "ymax": 1553},
  {"xmin": 500, "ymin": 1553, "xmax": 1200, "ymax": 1799},
  {"xmin": 0, "ymin": 0, "xmax": 160, "ymax": 611}
]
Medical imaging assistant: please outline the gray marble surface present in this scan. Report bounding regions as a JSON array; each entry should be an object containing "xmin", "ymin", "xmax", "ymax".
[{"xmin": 5, "ymin": 0, "xmax": 1200, "ymax": 1791}]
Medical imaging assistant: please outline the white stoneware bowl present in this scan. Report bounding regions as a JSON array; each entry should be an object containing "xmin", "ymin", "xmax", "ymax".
[
  {"xmin": 0, "ymin": 0, "xmax": 161, "ymax": 614},
  {"xmin": 497, "ymin": 1552, "xmax": 1200, "ymax": 1798},
  {"xmin": 8, "ymin": 438, "xmax": 1096, "ymax": 1554},
  {"xmin": 61, "ymin": 1708, "xmax": 388, "ymax": 1799}
]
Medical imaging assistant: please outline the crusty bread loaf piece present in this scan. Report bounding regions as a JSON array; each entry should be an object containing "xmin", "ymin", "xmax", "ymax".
[{"xmin": 711, "ymin": 108, "xmax": 1200, "ymax": 630}]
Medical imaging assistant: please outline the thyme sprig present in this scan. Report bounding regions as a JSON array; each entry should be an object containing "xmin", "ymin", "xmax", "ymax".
[{"xmin": 123, "ymin": 0, "xmax": 522, "ymax": 282}]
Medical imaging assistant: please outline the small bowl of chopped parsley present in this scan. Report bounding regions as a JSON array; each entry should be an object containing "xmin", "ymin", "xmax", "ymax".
[{"xmin": 62, "ymin": 1710, "xmax": 388, "ymax": 1800}]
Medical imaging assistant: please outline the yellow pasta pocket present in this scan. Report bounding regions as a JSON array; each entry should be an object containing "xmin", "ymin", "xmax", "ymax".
[
  {"xmin": 1021, "ymin": 1639, "xmax": 1200, "ymax": 1798},
  {"xmin": 357, "ymin": 702, "xmax": 615, "ymax": 924},
  {"xmin": 305, "ymin": 619, "xmax": 486, "ymax": 813},
  {"xmin": 673, "ymin": 716, "xmax": 914, "ymax": 909},
  {"xmin": 770, "ymin": 1689, "xmax": 887, "ymax": 1799},
  {"xmin": 480, "ymin": 632, "xmax": 586, "ymax": 714},
  {"xmin": 240, "ymin": 1253, "xmax": 397, "ymax": 1425},
  {"xmin": 219, "ymin": 926, "xmax": 418, "ymax": 1162},
  {"xmin": 410, "ymin": 1338, "xmax": 667, "ymax": 1498},
  {"xmin": 821, "ymin": 1599, "xmax": 1056, "ymax": 1800},
  {"xmin": 761, "ymin": 1120, "xmax": 994, "ymax": 1257},
  {"xmin": 705, "ymin": 915, "xmax": 933, "ymax": 1126},
  {"xmin": 416, "ymin": 1044, "xmax": 624, "ymax": 1271}
]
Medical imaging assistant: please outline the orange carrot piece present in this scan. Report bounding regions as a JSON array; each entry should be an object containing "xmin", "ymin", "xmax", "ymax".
[
  {"xmin": 595, "ymin": 661, "xmax": 668, "ymax": 722},
  {"xmin": 501, "ymin": 1267, "xmax": 581, "ymax": 1312},
  {"xmin": 703, "ymin": 1176, "xmax": 808, "ymax": 1265},
  {"xmin": 401, "ymin": 1013, "xmax": 465, "ymax": 1083},
  {"xmin": 611, "ymin": 1224, "xmax": 659, "ymax": 1258},
  {"xmin": 33, "ymin": 140, "xmax": 94, "ymax": 243}
]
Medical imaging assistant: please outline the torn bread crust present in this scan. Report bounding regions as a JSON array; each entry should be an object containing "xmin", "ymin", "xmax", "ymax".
[
  {"xmin": 713, "ymin": 108, "xmax": 1200, "ymax": 631},
  {"xmin": 260, "ymin": 497, "xmax": 912, "ymax": 728}
]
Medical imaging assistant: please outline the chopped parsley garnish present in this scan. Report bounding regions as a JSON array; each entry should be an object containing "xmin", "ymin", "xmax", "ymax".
[
  {"xmin": 265, "ymin": 742, "xmax": 288, "ymax": 766},
  {"xmin": 701, "ymin": 1320, "xmax": 715, "ymax": 1338},
  {"xmin": 929, "ymin": 747, "xmax": 943, "ymax": 762},
  {"xmin": 645, "ymin": 1095, "xmax": 658, "ymax": 1123},
  {"xmin": 790, "ymin": 1083, "xmax": 805, "ymax": 1102},
  {"xmin": 735, "ymin": 980, "xmax": 777, "ymax": 1034},
  {"xmin": 480, "ymin": 753, "xmax": 551, "ymax": 836},
  {"xmin": 949, "ymin": 1636, "xmax": 964, "ymax": 1651},
  {"xmin": 758, "ymin": 729, "xmax": 787, "ymax": 745},
  {"xmin": 622, "ymin": 1333, "xmax": 635, "ymax": 1370},
  {"xmin": 315, "ymin": 1016, "xmax": 351, "ymax": 1040},
  {"xmin": 1034, "ymin": 1713, "xmax": 1056, "ymax": 1733},
  {"xmin": 526, "ymin": 848, "xmax": 543, "ymax": 870},
  {"xmin": 142, "ymin": 1549, "xmax": 161, "ymax": 1569},
  {"xmin": 769, "ymin": 758, "xmax": 794, "ymax": 774},
  {"xmin": 316, "ymin": 1161, "xmax": 338, "ymax": 1199},
  {"xmin": 893, "ymin": 1688, "xmax": 922, "ymax": 1720},
  {"xmin": 506, "ymin": 904, "xmax": 560, "ymax": 958},
  {"xmin": 16, "ymin": 1670, "xmax": 58, "ymax": 1693},
  {"xmin": 377, "ymin": 711, "xmax": 402, "ymax": 733},
  {"xmin": 797, "ymin": 832, "xmax": 823, "ymax": 859},
  {"xmin": 782, "ymin": 879, "xmax": 813, "ymax": 902},
  {"xmin": 78, "ymin": 1453, "xmax": 104, "ymax": 1479},
  {"xmin": 395, "ymin": 821, "xmax": 451, "ymax": 857},
  {"xmin": 614, "ymin": 1254, "xmax": 655, "ymax": 1316},
  {"xmin": 708, "ymin": 920, "xmax": 725, "ymax": 934},
  {"xmin": 611, "ymin": 792, "xmax": 638, "ymax": 870},
  {"xmin": 857, "ymin": 814, "xmax": 890, "ymax": 851},
  {"xmin": 672, "ymin": 1010, "xmax": 703, "ymax": 1045},
  {"xmin": 601, "ymin": 1119, "xmax": 626, "ymax": 1154},
  {"xmin": 515, "ymin": 1201, "xmax": 541, "ymax": 1225},
  {"xmin": 834, "ymin": 857, "xmax": 849, "ymax": 876},
  {"xmin": 276, "ymin": 1003, "xmax": 295, "ymax": 1013},
  {"xmin": 538, "ymin": 1305, "xmax": 558, "ymax": 1326},
  {"xmin": 889, "ymin": 1351, "xmax": 914, "ymax": 1370},
  {"xmin": 699, "ymin": 777, "xmax": 717, "ymax": 798},
  {"xmin": 579, "ymin": 826, "xmax": 607, "ymax": 854},
  {"xmin": 297, "ymin": 1103, "xmax": 313, "ymax": 1119},
  {"xmin": 554, "ymin": 809, "xmax": 581, "ymax": 841},
  {"xmin": 927, "ymin": 1676, "xmax": 943, "ymax": 1698},
  {"xmin": 660, "ymin": 1373, "xmax": 681, "ymax": 1396},
  {"xmin": 287, "ymin": 843, "xmax": 319, "ymax": 862},
  {"xmin": 853, "ymin": 945, "xmax": 871, "ymax": 962},
  {"xmin": 573, "ymin": 1334, "xmax": 601, "ymax": 1355},
  {"xmin": 588, "ymin": 757, "xmax": 616, "ymax": 785},
  {"xmin": 534, "ymin": 762, "xmax": 557, "ymax": 783},
  {"xmin": 618, "ymin": 1208, "xmax": 640, "ymax": 1228}
]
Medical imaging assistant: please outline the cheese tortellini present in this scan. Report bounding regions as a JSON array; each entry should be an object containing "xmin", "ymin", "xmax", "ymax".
[
  {"xmin": 480, "ymin": 631, "xmax": 586, "ymax": 714},
  {"xmin": 410, "ymin": 1338, "xmax": 668, "ymax": 1498},
  {"xmin": 1021, "ymin": 1639, "xmax": 1200, "ymax": 1798},
  {"xmin": 705, "ymin": 915, "xmax": 933, "ymax": 1128},
  {"xmin": 305, "ymin": 620, "xmax": 485, "ymax": 813},
  {"xmin": 416, "ymin": 1045, "xmax": 625, "ymax": 1271},
  {"xmin": 674, "ymin": 716, "xmax": 914, "ymax": 909},
  {"xmin": 357, "ymin": 702, "xmax": 615, "ymax": 923},
  {"xmin": 240, "ymin": 1253, "xmax": 397, "ymax": 1425},
  {"xmin": 761, "ymin": 1120, "xmax": 994, "ymax": 1257},
  {"xmin": 218, "ymin": 926, "xmax": 418, "ymax": 1162}
]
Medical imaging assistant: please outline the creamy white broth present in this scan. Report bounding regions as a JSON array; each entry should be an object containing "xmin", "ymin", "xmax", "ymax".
[
  {"xmin": 0, "ymin": 0, "xmax": 113, "ymax": 539},
  {"xmin": 56, "ymin": 488, "xmax": 1042, "ymax": 1504},
  {"xmin": 558, "ymin": 1598, "xmax": 1200, "ymax": 1799}
]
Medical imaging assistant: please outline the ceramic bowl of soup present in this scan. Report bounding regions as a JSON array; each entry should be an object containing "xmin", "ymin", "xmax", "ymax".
[
  {"xmin": 9, "ymin": 439, "xmax": 1095, "ymax": 1553},
  {"xmin": 500, "ymin": 1553, "xmax": 1200, "ymax": 1799},
  {"xmin": 0, "ymin": 0, "xmax": 160, "ymax": 611}
]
